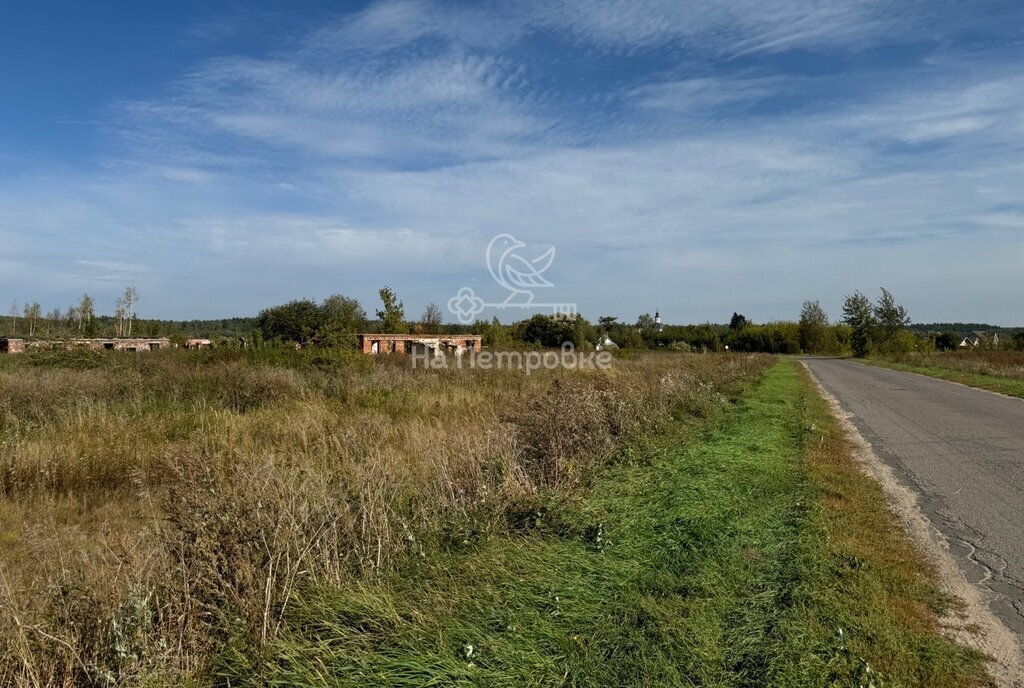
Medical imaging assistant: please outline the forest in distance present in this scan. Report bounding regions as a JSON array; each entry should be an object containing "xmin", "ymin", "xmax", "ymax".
[{"xmin": 3, "ymin": 285, "xmax": 1021, "ymax": 357}]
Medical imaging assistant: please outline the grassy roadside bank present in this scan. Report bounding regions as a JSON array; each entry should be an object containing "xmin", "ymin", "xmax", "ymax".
[
  {"xmin": 859, "ymin": 354, "xmax": 1024, "ymax": 399},
  {"xmin": 220, "ymin": 362, "xmax": 986, "ymax": 687}
]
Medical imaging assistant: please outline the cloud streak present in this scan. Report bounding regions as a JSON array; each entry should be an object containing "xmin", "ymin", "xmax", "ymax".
[{"xmin": 1, "ymin": 0, "xmax": 1022, "ymax": 324}]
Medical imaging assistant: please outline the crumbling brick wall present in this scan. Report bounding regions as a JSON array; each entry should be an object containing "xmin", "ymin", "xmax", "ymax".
[
  {"xmin": 1, "ymin": 338, "xmax": 170, "ymax": 354},
  {"xmin": 0, "ymin": 338, "xmax": 26, "ymax": 354},
  {"xmin": 358, "ymin": 334, "xmax": 483, "ymax": 355}
]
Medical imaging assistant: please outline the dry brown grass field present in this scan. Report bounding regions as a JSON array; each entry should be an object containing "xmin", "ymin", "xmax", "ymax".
[{"xmin": 0, "ymin": 347, "xmax": 768, "ymax": 685}]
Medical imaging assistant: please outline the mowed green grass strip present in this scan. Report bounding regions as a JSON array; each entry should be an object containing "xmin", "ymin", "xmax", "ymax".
[
  {"xmin": 219, "ymin": 362, "xmax": 985, "ymax": 686},
  {"xmin": 859, "ymin": 358, "xmax": 1024, "ymax": 399}
]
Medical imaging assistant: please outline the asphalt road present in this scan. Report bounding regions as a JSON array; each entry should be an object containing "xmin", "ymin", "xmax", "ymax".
[{"xmin": 803, "ymin": 358, "xmax": 1024, "ymax": 637}]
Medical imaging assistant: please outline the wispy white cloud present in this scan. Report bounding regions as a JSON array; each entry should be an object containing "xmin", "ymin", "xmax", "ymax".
[
  {"xmin": 832, "ymin": 74, "xmax": 1024, "ymax": 145},
  {"xmin": 533, "ymin": 0, "xmax": 916, "ymax": 55},
  {"xmin": 306, "ymin": 0, "xmax": 525, "ymax": 54},
  {"xmin": 120, "ymin": 47, "xmax": 541, "ymax": 167},
  {"xmin": 311, "ymin": 0, "xmax": 940, "ymax": 57},
  {"xmin": 628, "ymin": 75, "xmax": 786, "ymax": 116},
  {"xmin": 2, "ymin": 0, "xmax": 1023, "ymax": 323}
]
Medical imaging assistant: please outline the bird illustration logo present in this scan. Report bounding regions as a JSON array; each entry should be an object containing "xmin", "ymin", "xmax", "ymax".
[
  {"xmin": 486, "ymin": 233, "xmax": 556, "ymax": 304},
  {"xmin": 447, "ymin": 232, "xmax": 573, "ymax": 323}
]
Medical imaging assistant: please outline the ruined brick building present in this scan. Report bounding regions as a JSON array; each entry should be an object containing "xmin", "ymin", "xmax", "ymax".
[
  {"xmin": 184, "ymin": 338, "xmax": 213, "ymax": 350},
  {"xmin": 359, "ymin": 334, "xmax": 482, "ymax": 356},
  {"xmin": 0, "ymin": 337, "xmax": 171, "ymax": 354}
]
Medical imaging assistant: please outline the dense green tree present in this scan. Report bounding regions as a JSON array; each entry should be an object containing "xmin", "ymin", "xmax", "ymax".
[
  {"xmin": 935, "ymin": 332, "xmax": 959, "ymax": 351},
  {"xmin": 570, "ymin": 315, "xmax": 597, "ymax": 349},
  {"xmin": 319, "ymin": 294, "xmax": 367, "ymax": 347},
  {"xmin": 799, "ymin": 300, "xmax": 835, "ymax": 355},
  {"xmin": 258, "ymin": 299, "xmax": 324, "ymax": 345},
  {"xmin": 376, "ymin": 286, "xmax": 408, "ymax": 334},
  {"xmin": 729, "ymin": 312, "xmax": 748, "ymax": 330},
  {"xmin": 516, "ymin": 313, "xmax": 594, "ymax": 348},
  {"xmin": 518, "ymin": 313, "xmax": 565, "ymax": 347},
  {"xmin": 728, "ymin": 322, "xmax": 800, "ymax": 354},
  {"xmin": 649, "ymin": 323, "xmax": 724, "ymax": 351},
  {"xmin": 833, "ymin": 324, "xmax": 853, "ymax": 354},
  {"xmin": 635, "ymin": 313, "xmax": 655, "ymax": 330},
  {"xmin": 873, "ymin": 288, "xmax": 911, "ymax": 354},
  {"xmin": 481, "ymin": 317, "xmax": 512, "ymax": 347},
  {"xmin": 613, "ymin": 326, "xmax": 645, "ymax": 349},
  {"xmin": 842, "ymin": 291, "xmax": 875, "ymax": 358}
]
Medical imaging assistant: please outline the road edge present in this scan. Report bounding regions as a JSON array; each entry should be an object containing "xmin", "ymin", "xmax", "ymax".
[
  {"xmin": 853, "ymin": 358, "xmax": 1024, "ymax": 403},
  {"xmin": 801, "ymin": 361, "xmax": 1024, "ymax": 688}
]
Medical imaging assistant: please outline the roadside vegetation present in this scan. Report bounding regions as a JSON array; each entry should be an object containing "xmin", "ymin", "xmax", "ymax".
[
  {"xmin": 0, "ymin": 350, "xmax": 988, "ymax": 685},
  {"xmin": 219, "ymin": 363, "xmax": 987, "ymax": 687},
  {"xmin": 865, "ymin": 350, "xmax": 1024, "ymax": 398}
]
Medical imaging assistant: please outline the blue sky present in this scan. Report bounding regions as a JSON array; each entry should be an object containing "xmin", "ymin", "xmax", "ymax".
[{"xmin": 2, "ymin": 1, "xmax": 1023, "ymax": 324}]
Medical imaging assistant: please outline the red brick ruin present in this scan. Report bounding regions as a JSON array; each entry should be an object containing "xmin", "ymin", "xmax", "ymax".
[
  {"xmin": 359, "ymin": 334, "xmax": 483, "ymax": 356},
  {"xmin": 0, "ymin": 337, "xmax": 171, "ymax": 354}
]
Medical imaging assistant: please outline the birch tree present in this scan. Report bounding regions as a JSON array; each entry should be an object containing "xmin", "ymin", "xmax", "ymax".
[
  {"xmin": 123, "ymin": 287, "xmax": 138, "ymax": 337},
  {"xmin": 66, "ymin": 306, "xmax": 79, "ymax": 334},
  {"xmin": 45, "ymin": 307, "xmax": 62, "ymax": 336},
  {"xmin": 23, "ymin": 302, "xmax": 41, "ymax": 337},
  {"xmin": 115, "ymin": 297, "xmax": 125, "ymax": 337},
  {"xmin": 79, "ymin": 294, "xmax": 95, "ymax": 335}
]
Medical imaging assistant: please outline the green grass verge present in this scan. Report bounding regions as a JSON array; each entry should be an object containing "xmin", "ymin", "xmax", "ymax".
[
  {"xmin": 859, "ymin": 358, "xmax": 1024, "ymax": 399},
  {"xmin": 217, "ymin": 362, "xmax": 986, "ymax": 687}
]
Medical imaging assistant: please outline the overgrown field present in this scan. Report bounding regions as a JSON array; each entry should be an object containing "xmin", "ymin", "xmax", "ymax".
[
  {"xmin": 0, "ymin": 348, "xmax": 765, "ymax": 685},
  {"xmin": 868, "ymin": 350, "xmax": 1024, "ymax": 398},
  {"xmin": 220, "ymin": 363, "xmax": 986, "ymax": 687},
  {"xmin": 0, "ymin": 351, "xmax": 986, "ymax": 686}
]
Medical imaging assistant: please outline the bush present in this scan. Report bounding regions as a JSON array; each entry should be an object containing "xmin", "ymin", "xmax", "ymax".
[{"xmin": 514, "ymin": 379, "xmax": 616, "ymax": 489}]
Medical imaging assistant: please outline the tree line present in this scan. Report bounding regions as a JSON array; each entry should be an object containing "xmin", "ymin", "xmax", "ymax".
[
  {"xmin": 5, "ymin": 284, "xmax": 1021, "ymax": 354},
  {"xmin": 4, "ymin": 288, "xmax": 145, "ymax": 340},
  {"xmin": 1, "ymin": 287, "xmax": 259, "ymax": 342},
  {"xmin": 5, "ymin": 293, "xmax": 99, "ymax": 338},
  {"xmin": 251, "ymin": 286, "xmax": 924, "ymax": 356}
]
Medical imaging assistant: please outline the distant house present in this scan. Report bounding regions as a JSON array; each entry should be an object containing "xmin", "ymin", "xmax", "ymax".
[
  {"xmin": 959, "ymin": 331, "xmax": 999, "ymax": 348},
  {"xmin": 596, "ymin": 334, "xmax": 618, "ymax": 351}
]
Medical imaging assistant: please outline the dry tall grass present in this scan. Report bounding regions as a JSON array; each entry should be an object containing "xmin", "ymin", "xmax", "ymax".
[{"xmin": 0, "ymin": 348, "xmax": 769, "ymax": 686}]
